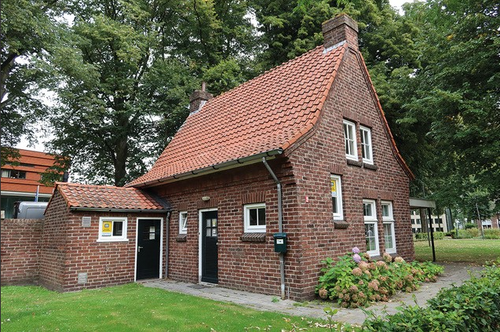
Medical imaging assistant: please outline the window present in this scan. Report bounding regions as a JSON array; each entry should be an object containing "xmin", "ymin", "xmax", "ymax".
[
  {"xmin": 330, "ymin": 175, "xmax": 343, "ymax": 220},
  {"xmin": 1, "ymin": 169, "xmax": 26, "ymax": 179},
  {"xmin": 343, "ymin": 120, "xmax": 358, "ymax": 160},
  {"xmin": 363, "ymin": 200, "xmax": 379, "ymax": 256},
  {"xmin": 360, "ymin": 126, "xmax": 373, "ymax": 164},
  {"xmin": 179, "ymin": 211, "xmax": 188, "ymax": 234},
  {"xmin": 98, "ymin": 217, "xmax": 127, "ymax": 241},
  {"xmin": 382, "ymin": 201, "xmax": 396, "ymax": 254},
  {"xmin": 244, "ymin": 203, "xmax": 266, "ymax": 233}
]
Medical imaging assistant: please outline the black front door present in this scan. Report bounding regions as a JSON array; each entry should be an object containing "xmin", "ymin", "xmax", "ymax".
[
  {"xmin": 136, "ymin": 219, "xmax": 161, "ymax": 280},
  {"xmin": 201, "ymin": 210, "xmax": 218, "ymax": 283}
]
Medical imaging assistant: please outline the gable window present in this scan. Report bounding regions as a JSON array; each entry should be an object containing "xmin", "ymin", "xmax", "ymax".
[
  {"xmin": 331, "ymin": 175, "xmax": 343, "ymax": 220},
  {"xmin": 382, "ymin": 201, "xmax": 396, "ymax": 254},
  {"xmin": 360, "ymin": 126, "xmax": 373, "ymax": 164},
  {"xmin": 98, "ymin": 217, "xmax": 127, "ymax": 242},
  {"xmin": 244, "ymin": 203, "xmax": 266, "ymax": 233},
  {"xmin": 179, "ymin": 211, "xmax": 188, "ymax": 234},
  {"xmin": 363, "ymin": 200, "xmax": 379, "ymax": 256},
  {"xmin": 343, "ymin": 120, "xmax": 358, "ymax": 160}
]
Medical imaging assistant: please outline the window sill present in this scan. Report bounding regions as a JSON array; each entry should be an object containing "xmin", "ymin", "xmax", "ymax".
[
  {"xmin": 347, "ymin": 159, "xmax": 362, "ymax": 167},
  {"xmin": 96, "ymin": 239, "xmax": 129, "ymax": 243},
  {"xmin": 363, "ymin": 163, "xmax": 378, "ymax": 171},
  {"xmin": 333, "ymin": 220, "xmax": 349, "ymax": 229},
  {"xmin": 176, "ymin": 234, "xmax": 187, "ymax": 242},
  {"xmin": 241, "ymin": 233, "xmax": 266, "ymax": 243}
]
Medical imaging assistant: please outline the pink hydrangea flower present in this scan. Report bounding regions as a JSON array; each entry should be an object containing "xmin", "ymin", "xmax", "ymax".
[
  {"xmin": 352, "ymin": 247, "xmax": 360, "ymax": 254},
  {"xmin": 352, "ymin": 267, "xmax": 363, "ymax": 276},
  {"xmin": 353, "ymin": 254, "xmax": 362, "ymax": 263}
]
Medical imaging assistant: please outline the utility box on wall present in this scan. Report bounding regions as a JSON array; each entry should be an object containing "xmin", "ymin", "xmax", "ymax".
[{"xmin": 273, "ymin": 233, "xmax": 287, "ymax": 253}]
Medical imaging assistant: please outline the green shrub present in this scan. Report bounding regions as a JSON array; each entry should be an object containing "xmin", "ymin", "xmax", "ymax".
[
  {"xmin": 316, "ymin": 249, "xmax": 443, "ymax": 308},
  {"xmin": 414, "ymin": 232, "xmax": 445, "ymax": 241},
  {"xmin": 362, "ymin": 263, "xmax": 500, "ymax": 331},
  {"xmin": 464, "ymin": 223, "xmax": 477, "ymax": 229},
  {"xmin": 453, "ymin": 228, "xmax": 480, "ymax": 239},
  {"xmin": 484, "ymin": 229, "xmax": 500, "ymax": 239}
]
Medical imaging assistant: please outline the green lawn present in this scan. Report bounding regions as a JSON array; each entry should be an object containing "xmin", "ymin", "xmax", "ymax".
[
  {"xmin": 414, "ymin": 238, "xmax": 500, "ymax": 264},
  {"xmin": 1, "ymin": 284, "xmax": 335, "ymax": 332}
]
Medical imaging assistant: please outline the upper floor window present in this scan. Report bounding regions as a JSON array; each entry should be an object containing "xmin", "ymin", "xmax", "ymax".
[
  {"xmin": 343, "ymin": 120, "xmax": 358, "ymax": 160},
  {"xmin": 331, "ymin": 175, "xmax": 343, "ymax": 220},
  {"xmin": 1, "ymin": 169, "xmax": 26, "ymax": 179},
  {"xmin": 363, "ymin": 200, "xmax": 379, "ymax": 256},
  {"xmin": 244, "ymin": 203, "xmax": 266, "ymax": 233},
  {"xmin": 360, "ymin": 126, "xmax": 373, "ymax": 164},
  {"xmin": 179, "ymin": 211, "xmax": 188, "ymax": 234},
  {"xmin": 98, "ymin": 217, "xmax": 128, "ymax": 242}
]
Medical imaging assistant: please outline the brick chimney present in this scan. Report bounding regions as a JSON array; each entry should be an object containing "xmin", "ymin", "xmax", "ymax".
[
  {"xmin": 189, "ymin": 82, "xmax": 213, "ymax": 114},
  {"xmin": 322, "ymin": 14, "xmax": 359, "ymax": 51}
]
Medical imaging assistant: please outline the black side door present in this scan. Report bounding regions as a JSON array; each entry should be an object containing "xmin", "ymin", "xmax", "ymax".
[
  {"xmin": 201, "ymin": 210, "xmax": 218, "ymax": 283},
  {"xmin": 136, "ymin": 219, "xmax": 161, "ymax": 280}
]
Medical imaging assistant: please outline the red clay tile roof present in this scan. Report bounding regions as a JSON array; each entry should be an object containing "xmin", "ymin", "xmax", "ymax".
[
  {"xmin": 129, "ymin": 44, "xmax": 347, "ymax": 187},
  {"xmin": 53, "ymin": 182, "xmax": 169, "ymax": 211}
]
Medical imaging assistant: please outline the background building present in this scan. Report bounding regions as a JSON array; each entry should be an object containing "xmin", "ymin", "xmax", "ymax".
[{"xmin": 1, "ymin": 149, "xmax": 61, "ymax": 218}]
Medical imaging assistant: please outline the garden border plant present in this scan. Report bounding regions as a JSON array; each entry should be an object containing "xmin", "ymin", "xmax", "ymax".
[
  {"xmin": 316, "ymin": 248, "xmax": 443, "ymax": 308},
  {"xmin": 362, "ymin": 259, "xmax": 500, "ymax": 331}
]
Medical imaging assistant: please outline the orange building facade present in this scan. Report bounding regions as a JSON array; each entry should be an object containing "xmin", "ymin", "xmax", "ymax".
[{"xmin": 1, "ymin": 149, "xmax": 59, "ymax": 218}]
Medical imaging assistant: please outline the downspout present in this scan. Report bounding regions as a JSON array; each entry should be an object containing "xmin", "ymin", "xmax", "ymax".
[
  {"xmin": 165, "ymin": 211, "xmax": 171, "ymax": 278},
  {"xmin": 262, "ymin": 157, "xmax": 285, "ymax": 299}
]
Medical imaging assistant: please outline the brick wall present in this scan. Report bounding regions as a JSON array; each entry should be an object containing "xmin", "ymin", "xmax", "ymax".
[
  {"xmin": 285, "ymin": 47, "xmax": 413, "ymax": 299},
  {"xmin": 1, "ymin": 218, "xmax": 43, "ymax": 285}
]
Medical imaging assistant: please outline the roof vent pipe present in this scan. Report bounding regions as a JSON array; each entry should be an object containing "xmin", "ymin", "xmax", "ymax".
[{"xmin": 262, "ymin": 157, "xmax": 285, "ymax": 300}]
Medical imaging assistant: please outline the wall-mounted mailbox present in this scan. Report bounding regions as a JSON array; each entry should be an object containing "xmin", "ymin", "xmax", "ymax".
[{"xmin": 273, "ymin": 233, "xmax": 287, "ymax": 253}]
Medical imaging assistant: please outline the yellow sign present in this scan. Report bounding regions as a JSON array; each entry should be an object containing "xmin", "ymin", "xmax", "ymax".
[
  {"xmin": 331, "ymin": 179, "xmax": 337, "ymax": 194},
  {"xmin": 102, "ymin": 221, "xmax": 112, "ymax": 236}
]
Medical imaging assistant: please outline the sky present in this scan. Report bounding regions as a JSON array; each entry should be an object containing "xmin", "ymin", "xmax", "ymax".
[{"xmin": 17, "ymin": 0, "xmax": 413, "ymax": 152}]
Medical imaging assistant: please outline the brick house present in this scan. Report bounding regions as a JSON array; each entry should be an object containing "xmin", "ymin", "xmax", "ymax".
[
  {"xmin": 1, "ymin": 14, "xmax": 414, "ymax": 300},
  {"xmin": 126, "ymin": 14, "xmax": 414, "ymax": 300}
]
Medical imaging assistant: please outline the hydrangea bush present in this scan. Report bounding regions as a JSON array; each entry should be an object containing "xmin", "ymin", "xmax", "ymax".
[{"xmin": 316, "ymin": 248, "xmax": 443, "ymax": 308}]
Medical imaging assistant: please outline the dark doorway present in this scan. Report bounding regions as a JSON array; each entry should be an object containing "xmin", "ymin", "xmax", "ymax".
[
  {"xmin": 136, "ymin": 219, "xmax": 161, "ymax": 280},
  {"xmin": 201, "ymin": 210, "xmax": 218, "ymax": 283}
]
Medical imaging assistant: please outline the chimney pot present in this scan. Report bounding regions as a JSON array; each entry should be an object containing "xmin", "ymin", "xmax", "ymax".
[{"xmin": 322, "ymin": 14, "xmax": 359, "ymax": 51}]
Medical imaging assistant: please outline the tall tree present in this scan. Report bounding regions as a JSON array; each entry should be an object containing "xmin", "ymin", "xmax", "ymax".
[
  {"xmin": 48, "ymin": 0, "xmax": 257, "ymax": 185},
  {"xmin": 0, "ymin": 0, "xmax": 66, "ymax": 161}
]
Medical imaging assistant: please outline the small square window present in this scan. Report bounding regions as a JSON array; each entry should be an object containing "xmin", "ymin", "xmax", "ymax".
[
  {"xmin": 179, "ymin": 211, "xmax": 188, "ymax": 234},
  {"xmin": 331, "ymin": 175, "xmax": 343, "ymax": 220},
  {"xmin": 343, "ymin": 120, "xmax": 358, "ymax": 160},
  {"xmin": 360, "ymin": 126, "xmax": 373, "ymax": 164},
  {"xmin": 98, "ymin": 217, "xmax": 127, "ymax": 242},
  {"xmin": 244, "ymin": 203, "xmax": 266, "ymax": 233}
]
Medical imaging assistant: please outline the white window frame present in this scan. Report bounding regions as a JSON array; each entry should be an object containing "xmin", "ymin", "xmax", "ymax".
[
  {"xmin": 331, "ymin": 175, "xmax": 343, "ymax": 220},
  {"xmin": 381, "ymin": 201, "xmax": 396, "ymax": 254},
  {"xmin": 343, "ymin": 120, "xmax": 358, "ymax": 160},
  {"xmin": 363, "ymin": 200, "xmax": 379, "ymax": 256},
  {"xmin": 98, "ymin": 217, "xmax": 128, "ymax": 242},
  {"xmin": 360, "ymin": 126, "xmax": 373, "ymax": 164},
  {"xmin": 244, "ymin": 203, "xmax": 266, "ymax": 233},
  {"xmin": 179, "ymin": 211, "xmax": 188, "ymax": 234}
]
